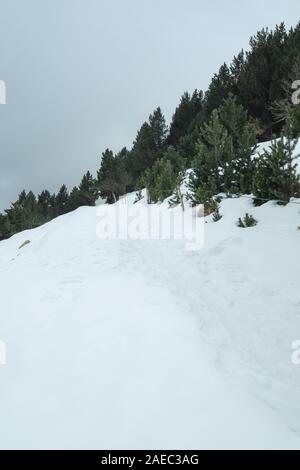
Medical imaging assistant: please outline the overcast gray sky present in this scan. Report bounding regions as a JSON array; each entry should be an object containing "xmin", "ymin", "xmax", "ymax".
[{"xmin": 0, "ymin": 0, "xmax": 299, "ymax": 210}]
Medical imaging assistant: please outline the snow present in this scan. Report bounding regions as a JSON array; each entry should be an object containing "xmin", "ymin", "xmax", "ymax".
[{"xmin": 1, "ymin": 144, "xmax": 300, "ymax": 449}]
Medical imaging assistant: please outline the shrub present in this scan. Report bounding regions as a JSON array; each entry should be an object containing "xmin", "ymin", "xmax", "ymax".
[
  {"xmin": 237, "ymin": 213, "xmax": 258, "ymax": 228},
  {"xmin": 212, "ymin": 206, "xmax": 222, "ymax": 222},
  {"xmin": 204, "ymin": 198, "xmax": 219, "ymax": 216}
]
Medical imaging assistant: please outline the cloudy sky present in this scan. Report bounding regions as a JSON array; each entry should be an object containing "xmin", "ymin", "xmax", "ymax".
[{"xmin": 0, "ymin": 0, "xmax": 299, "ymax": 210}]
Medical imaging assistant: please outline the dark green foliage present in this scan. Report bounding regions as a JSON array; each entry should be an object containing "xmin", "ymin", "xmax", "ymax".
[
  {"xmin": 55, "ymin": 185, "xmax": 69, "ymax": 215},
  {"xmin": 38, "ymin": 189, "xmax": 57, "ymax": 219},
  {"xmin": 0, "ymin": 176, "xmax": 95, "ymax": 240},
  {"xmin": 0, "ymin": 213, "xmax": 12, "ymax": 240},
  {"xmin": 67, "ymin": 187, "xmax": 81, "ymax": 211},
  {"xmin": 238, "ymin": 24, "xmax": 290, "ymax": 138},
  {"xmin": 141, "ymin": 159, "xmax": 177, "ymax": 204},
  {"xmin": 97, "ymin": 148, "xmax": 132, "ymax": 203},
  {"xmin": 162, "ymin": 146, "xmax": 186, "ymax": 175},
  {"xmin": 67, "ymin": 172, "xmax": 97, "ymax": 210},
  {"xmin": 78, "ymin": 171, "xmax": 98, "ymax": 206},
  {"xmin": 188, "ymin": 96, "xmax": 257, "ymax": 204},
  {"xmin": 203, "ymin": 22, "xmax": 300, "ymax": 139},
  {"xmin": 188, "ymin": 175, "xmax": 218, "ymax": 206},
  {"xmin": 149, "ymin": 107, "xmax": 168, "ymax": 150},
  {"xmin": 289, "ymin": 105, "xmax": 300, "ymax": 137},
  {"xmin": 205, "ymin": 63, "xmax": 234, "ymax": 117},
  {"xmin": 177, "ymin": 128, "xmax": 200, "ymax": 166},
  {"xmin": 168, "ymin": 90, "xmax": 204, "ymax": 147},
  {"xmin": 130, "ymin": 107, "xmax": 167, "ymax": 180},
  {"xmin": 237, "ymin": 213, "xmax": 258, "ymax": 228},
  {"xmin": 4, "ymin": 191, "xmax": 47, "ymax": 235},
  {"xmin": 141, "ymin": 146, "xmax": 186, "ymax": 205},
  {"xmin": 218, "ymin": 94, "xmax": 258, "ymax": 194},
  {"xmin": 97, "ymin": 149, "xmax": 117, "ymax": 203},
  {"xmin": 252, "ymin": 135, "xmax": 300, "ymax": 204}
]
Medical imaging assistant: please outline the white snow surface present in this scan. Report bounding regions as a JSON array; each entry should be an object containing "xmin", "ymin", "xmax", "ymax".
[{"xmin": 1, "ymin": 147, "xmax": 300, "ymax": 449}]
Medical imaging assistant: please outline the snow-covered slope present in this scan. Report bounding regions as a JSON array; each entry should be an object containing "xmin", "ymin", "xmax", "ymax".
[{"xmin": 1, "ymin": 190, "xmax": 300, "ymax": 449}]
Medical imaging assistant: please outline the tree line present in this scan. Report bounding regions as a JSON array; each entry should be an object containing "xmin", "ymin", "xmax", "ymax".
[{"xmin": 1, "ymin": 21, "xmax": 300, "ymax": 240}]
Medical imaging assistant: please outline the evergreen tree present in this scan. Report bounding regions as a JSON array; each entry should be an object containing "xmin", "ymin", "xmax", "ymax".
[
  {"xmin": 67, "ymin": 187, "xmax": 81, "ymax": 211},
  {"xmin": 290, "ymin": 104, "xmax": 300, "ymax": 137},
  {"xmin": 252, "ymin": 135, "xmax": 300, "ymax": 204},
  {"xmin": 168, "ymin": 90, "xmax": 204, "ymax": 147},
  {"xmin": 230, "ymin": 51, "xmax": 245, "ymax": 93},
  {"xmin": 204, "ymin": 63, "xmax": 234, "ymax": 117},
  {"xmin": 78, "ymin": 171, "xmax": 97, "ymax": 206},
  {"xmin": 97, "ymin": 149, "xmax": 132, "ymax": 203},
  {"xmin": 55, "ymin": 185, "xmax": 69, "ymax": 215},
  {"xmin": 177, "ymin": 127, "xmax": 201, "ymax": 167},
  {"xmin": 141, "ymin": 159, "xmax": 176, "ymax": 204},
  {"xmin": 97, "ymin": 149, "xmax": 118, "ymax": 203},
  {"xmin": 149, "ymin": 107, "xmax": 168, "ymax": 151},
  {"xmin": 114, "ymin": 147, "xmax": 133, "ymax": 195},
  {"xmin": 66, "ymin": 172, "xmax": 97, "ymax": 209},
  {"xmin": 188, "ymin": 109, "xmax": 230, "ymax": 204},
  {"xmin": 162, "ymin": 146, "xmax": 186, "ymax": 175},
  {"xmin": 141, "ymin": 147, "xmax": 186, "ymax": 206},
  {"xmin": 188, "ymin": 97, "xmax": 257, "ymax": 204},
  {"xmin": 0, "ymin": 214, "xmax": 11, "ymax": 240},
  {"xmin": 38, "ymin": 190, "xmax": 53, "ymax": 218},
  {"xmin": 218, "ymin": 94, "xmax": 258, "ymax": 193},
  {"xmin": 130, "ymin": 107, "xmax": 167, "ymax": 181},
  {"xmin": 5, "ymin": 191, "xmax": 45, "ymax": 234},
  {"xmin": 238, "ymin": 23, "xmax": 290, "ymax": 138},
  {"xmin": 162, "ymin": 146, "xmax": 187, "ymax": 209}
]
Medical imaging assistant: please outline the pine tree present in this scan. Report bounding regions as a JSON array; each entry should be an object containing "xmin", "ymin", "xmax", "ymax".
[
  {"xmin": 168, "ymin": 90, "xmax": 204, "ymax": 147},
  {"xmin": 67, "ymin": 187, "xmax": 81, "ymax": 211},
  {"xmin": 289, "ymin": 105, "xmax": 300, "ymax": 137},
  {"xmin": 238, "ymin": 23, "xmax": 290, "ymax": 138},
  {"xmin": 55, "ymin": 185, "xmax": 69, "ymax": 215},
  {"xmin": 188, "ymin": 109, "xmax": 230, "ymax": 204},
  {"xmin": 188, "ymin": 96, "xmax": 257, "ymax": 204},
  {"xmin": 97, "ymin": 149, "xmax": 118, "ymax": 203},
  {"xmin": 5, "ymin": 191, "xmax": 44, "ymax": 233},
  {"xmin": 204, "ymin": 63, "xmax": 234, "ymax": 117},
  {"xmin": 252, "ymin": 135, "xmax": 300, "ymax": 204},
  {"xmin": 130, "ymin": 107, "xmax": 168, "ymax": 181},
  {"xmin": 97, "ymin": 149, "xmax": 132, "ymax": 203},
  {"xmin": 78, "ymin": 171, "xmax": 97, "ymax": 206},
  {"xmin": 141, "ymin": 158, "xmax": 177, "ymax": 204},
  {"xmin": 162, "ymin": 146, "xmax": 186, "ymax": 210},
  {"xmin": 114, "ymin": 147, "xmax": 133, "ymax": 195},
  {"xmin": 218, "ymin": 94, "xmax": 258, "ymax": 193},
  {"xmin": 149, "ymin": 107, "xmax": 168, "ymax": 151},
  {"xmin": 38, "ymin": 190, "xmax": 53, "ymax": 217},
  {"xmin": 162, "ymin": 146, "xmax": 186, "ymax": 175},
  {"xmin": 0, "ymin": 213, "xmax": 11, "ymax": 240}
]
